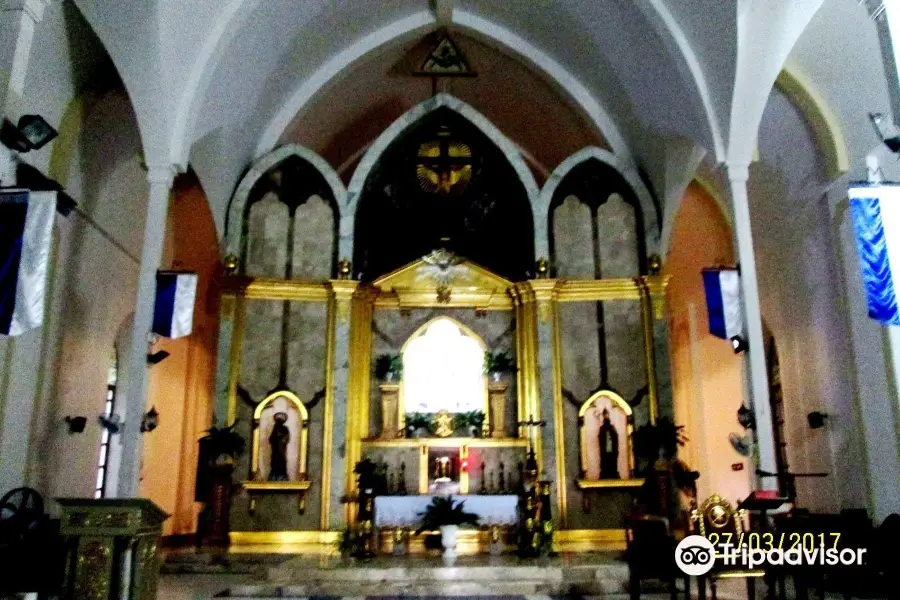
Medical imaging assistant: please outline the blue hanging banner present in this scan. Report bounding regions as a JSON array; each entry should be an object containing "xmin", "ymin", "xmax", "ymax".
[
  {"xmin": 849, "ymin": 182, "xmax": 900, "ymax": 325},
  {"xmin": 152, "ymin": 271, "xmax": 198, "ymax": 338},
  {"xmin": 702, "ymin": 267, "xmax": 742, "ymax": 340},
  {"xmin": 0, "ymin": 189, "xmax": 56, "ymax": 336}
]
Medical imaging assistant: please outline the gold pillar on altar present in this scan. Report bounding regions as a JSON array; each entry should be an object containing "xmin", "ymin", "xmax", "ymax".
[
  {"xmin": 379, "ymin": 382, "xmax": 400, "ymax": 439},
  {"xmin": 488, "ymin": 381, "xmax": 509, "ymax": 438}
]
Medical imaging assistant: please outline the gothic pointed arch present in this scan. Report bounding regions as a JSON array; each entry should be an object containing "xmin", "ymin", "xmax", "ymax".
[
  {"xmin": 226, "ymin": 144, "xmax": 345, "ymax": 278},
  {"xmin": 349, "ymin": 97, "xmax": 536, "ymax": 281}
]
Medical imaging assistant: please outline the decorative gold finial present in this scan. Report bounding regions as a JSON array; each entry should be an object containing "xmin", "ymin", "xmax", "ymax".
[
  {"xmin": 224, "ymin": 254, "xmax": 239, "ymax": 274},
  {"xmin": 648, "ymin": 254, "xmax": 662, "ymax": 275},
  {"xmin": 338, "ymin": 258, "xmax": 352, "ymax": 280},
  {"xmin": 536, "ymin": 257, "xmax": 549, "ymax": 279}
]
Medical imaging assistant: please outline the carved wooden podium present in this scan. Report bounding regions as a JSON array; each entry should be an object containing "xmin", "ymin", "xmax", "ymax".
[{"xmin": 57, "ymin": 498, "xmax": 168, "ymax": 600}]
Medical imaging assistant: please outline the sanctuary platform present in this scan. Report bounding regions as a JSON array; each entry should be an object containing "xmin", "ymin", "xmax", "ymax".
[{"xmin": 162, "ymin": 552, "xmax": 636, "ymax": 597}]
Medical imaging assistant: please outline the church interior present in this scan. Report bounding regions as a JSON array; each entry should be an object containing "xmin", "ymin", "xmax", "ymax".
[{"xmin": 1, "ymin": 1, "xmax": 900, "ymax": 599}]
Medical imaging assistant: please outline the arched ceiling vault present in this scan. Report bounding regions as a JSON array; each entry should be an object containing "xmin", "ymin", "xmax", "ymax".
[{"xmin": 71, "ymin": 0, "xmax": 870, "ymax": 240}]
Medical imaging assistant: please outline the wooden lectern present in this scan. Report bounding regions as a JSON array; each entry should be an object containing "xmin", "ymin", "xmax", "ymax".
[{"xmin": 57, "ymin": 498, "xmax": 169, "ymax": 600}]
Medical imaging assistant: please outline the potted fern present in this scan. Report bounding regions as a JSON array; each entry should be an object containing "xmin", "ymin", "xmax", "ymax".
[
  {"xmin": 453, "ymin": 410, "xmax": 486, "ymax": 437},
  {"xmin": 405, "ymin": 412, "xmax": 433, "ymax": 438},
  {"xmin": 415, "ymin": 496, "xmax": 480, "ymax": 557},
  {"xmin": 483, "ymin": 350, "xmax": 515, "ymax": 382},
  {"xmin": 374, "ymin": 353, "xmax": 403, "ymax": 382}
]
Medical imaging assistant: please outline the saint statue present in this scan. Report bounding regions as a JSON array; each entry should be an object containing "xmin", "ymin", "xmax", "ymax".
[
  {"xmin": 268, "ymin": 412, "xmax": 290, "ymax": 481},
  {"xmin": 597, "ymin": 408, "xmax": 620, "ymax": 479}
]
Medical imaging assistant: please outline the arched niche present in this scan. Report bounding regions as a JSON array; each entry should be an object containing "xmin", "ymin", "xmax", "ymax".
[
  {"xmin": 400, "ymin": 316, "xmax": 489, "ymax": 422},
  {"xmin": 251, "ymin": 390, "xmax": 310, "ymax": 483},
  {"xmin": 548, "ymin": 158, "xmax": 648, "ymax": 278},
  {"xmin": 225, "ymin": 145, "xmax": 345, "ymax": 278},
  {"xmin": 578, "ymin": 390, "xmax": 634, "ymax": 481}
]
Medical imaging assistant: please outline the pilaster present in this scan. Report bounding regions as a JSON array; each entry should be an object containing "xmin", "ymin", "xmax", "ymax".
[
  {"xmin": 328, "ymin": 279, "xmax": 359, "ymax": 529},
  {"xmin": 529, "ymin": 279, "xmax": 565, "ymax": 523}
]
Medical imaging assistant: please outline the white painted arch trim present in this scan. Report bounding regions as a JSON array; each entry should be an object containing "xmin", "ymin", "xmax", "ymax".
[
  {"xmin": 346, "ymin": 93, "xmax": 539, "ymax": 207},
  {"xmin": 538, "ymin": 146, "xmax": 661, "ymax": 256},
  {"xmin": 342, "ymin": 93, "xmax": 540, "ymax": 262},
  {"xmin": 169, "ymin": 0, "xmax": 257, "ymax": 169},
  {"xmin": 451, "ymin": 9, "xmax": 632, "ymax": 160},
  {"xmin": 641, "ymin": 0, "xmax": 726, "ymax": 161},
  {"xmin": 251, "ymin": 10, "xmax": 634, "ymax": 164},
  {"xmin": 255, "ymin": 10, "xmax": 436, "ymax": 159},
  {"xmin": 225, "ymin": 144, "xmax": 347, "ymax": 255}
]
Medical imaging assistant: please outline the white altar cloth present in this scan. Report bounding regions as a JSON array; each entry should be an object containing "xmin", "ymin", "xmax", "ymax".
[{"xmin": 373, "ymin": 495, "xmax": 518, "ymax": 527}]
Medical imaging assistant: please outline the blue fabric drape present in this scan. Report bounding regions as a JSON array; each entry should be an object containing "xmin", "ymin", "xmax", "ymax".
[{"xmin": 850, "ymin": 195, "xmax": 900, "ymax": 325}]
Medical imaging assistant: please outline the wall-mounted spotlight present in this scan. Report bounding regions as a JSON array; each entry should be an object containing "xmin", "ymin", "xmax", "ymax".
[
  {"xmin": 807, "ymin": 411, "xmax": 829, "ymax": 429},
  {"xmin": 147, "ymin": 350, "xmax": 170, "ymax": 365},
  {"xmin": 140, "ymin": 406, "xmax": 159, "ymax": 433},
  {"xmin": 730, "ymin": 335, "xmax": 748, "ymax": 354},
  {"xmin": 869, "ymin": 112, "xmax": 900, "ymax": 154},
  {"xmin": 0, "ymin": 115, "xmax": 58, "ymax": 152},
  {"xmin": 98, "ymin": 413, "xmax": 121, "ymax": 434},
  {"xmin": 64, "ymin": 416, "xmax": 87, "ymax": 433}
]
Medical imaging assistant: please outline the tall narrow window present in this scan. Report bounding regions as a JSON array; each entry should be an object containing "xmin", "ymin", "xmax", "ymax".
[{"xmin": 95, "ymin": 355, "xmax": 118, "ymax": 498}]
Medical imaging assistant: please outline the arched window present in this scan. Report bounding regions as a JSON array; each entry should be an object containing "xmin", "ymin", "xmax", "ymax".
[
  {"xmin": 402, "ymin": 317, "xmax": 486, "ymax": 414},
  {"xmin": 95, "ymin": 352, "xmax": 118, "ymax": 498}
]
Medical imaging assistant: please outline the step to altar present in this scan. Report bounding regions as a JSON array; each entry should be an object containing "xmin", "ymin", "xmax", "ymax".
[{"xmin": 212, "ymin": 554, "xmax": 633, "ymax": 597}]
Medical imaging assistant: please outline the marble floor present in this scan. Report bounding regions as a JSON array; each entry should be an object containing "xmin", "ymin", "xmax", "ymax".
[{"xmin": 158, "ymin": 552, "xmax": 887, "ymax": 600}]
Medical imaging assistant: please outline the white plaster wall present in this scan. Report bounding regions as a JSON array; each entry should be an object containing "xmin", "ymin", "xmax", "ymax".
[
  {"xmin": 0, "ymin": 2, "xmax": 149, "ymax": 503},
  {"xmin": 750, "ymin": 89, "xmax": 865, "ymax": 512}
]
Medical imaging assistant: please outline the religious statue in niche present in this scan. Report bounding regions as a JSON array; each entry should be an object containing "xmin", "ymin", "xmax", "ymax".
[
  {"xmin": 251, "ymin": 391, "xmax": 309, "ymax": 482},
  {"xmin": 597, "ymin": 408, "xmax": 620, "ymax": 479},
  {"xmin": 578, "ymin": 391, "xmax": 634, "ymax": 481},
  {"xmin": 268, "ymin": 412, "xmax": 290, "ymax": 481}
]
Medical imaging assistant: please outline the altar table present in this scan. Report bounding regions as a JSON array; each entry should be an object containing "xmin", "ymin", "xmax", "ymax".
[{"xmin": 373, "ymin": 495, "xmax": 519, "ymax": 527}]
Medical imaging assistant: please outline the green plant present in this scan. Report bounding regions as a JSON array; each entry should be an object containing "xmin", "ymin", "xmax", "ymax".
[
  {"xmin": 200, "ymin": 422, "xmax": 246, "ymax": 462},
  {"xmin": 632, "ymin": 417, "xmax": 688, "ymax": 463},
  {"xmin": 405, "ymin": 412, "xmax": 433, "ymax": 434},
  {"xmin": 336, "ymin": 526, "xmax": 358, "ymax": 555},
  {"xmin": 453, "ymin": 410, "xmax": 486, "ymax": 434},
  {"xmin": 353, "ymin": 458, "xmax": 387, "ymax": 494},
  {"xmin": 483, "ymin": 350, "xmax": 516, "ymax": 375},
  {"xmin": 374, "ymin": 354, "xmax": 403, "ymax": 380},
  {"xmin": 415, "ymin": 496, "xmax": 480, "ymax": 534}
]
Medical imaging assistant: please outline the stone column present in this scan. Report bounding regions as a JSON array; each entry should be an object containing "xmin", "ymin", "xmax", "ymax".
[
  {"xmin": 727, "ymin": 164, "xmax": 778, "ymax": 488},
  {"xmin": 327, "ymin": 279, "xmax": 358, "ymax": 529},
  {"xmin": 0, "ymin": 0, "xmax": 49, "ymax": 492},
  {"xmin": 116, "ymin": 165, "xmax": 175, "ymax": 497}
]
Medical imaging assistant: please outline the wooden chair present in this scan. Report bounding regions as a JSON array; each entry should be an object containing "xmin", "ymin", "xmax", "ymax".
[
  {"xmin": 625, "ymin": 515, "xmax": 689, "ymax": 600},
  {"xmin": 691, "ymin": 494, "xmax": 765, "ymax": 600}
]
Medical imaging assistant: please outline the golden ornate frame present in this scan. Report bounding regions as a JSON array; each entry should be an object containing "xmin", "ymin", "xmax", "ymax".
[{"xmin": 219, "ymin": 256, "xmax": 670, "ymax": 540}]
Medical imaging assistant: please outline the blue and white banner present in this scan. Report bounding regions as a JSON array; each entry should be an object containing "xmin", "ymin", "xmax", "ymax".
[
  {"xmin": 0, "ymin": 190, "xmax": 56, "ymax": 336},
  {"xmin": 152, "ymin": 271, "xmax": 198, "ymax": 338},
  {"xmin": 849, "ymin": 183, "xmax": 900, "ymax": 325},
  {"xmin": 702, "ymin": 268, "xmax": 742, "ymax": 339}
]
